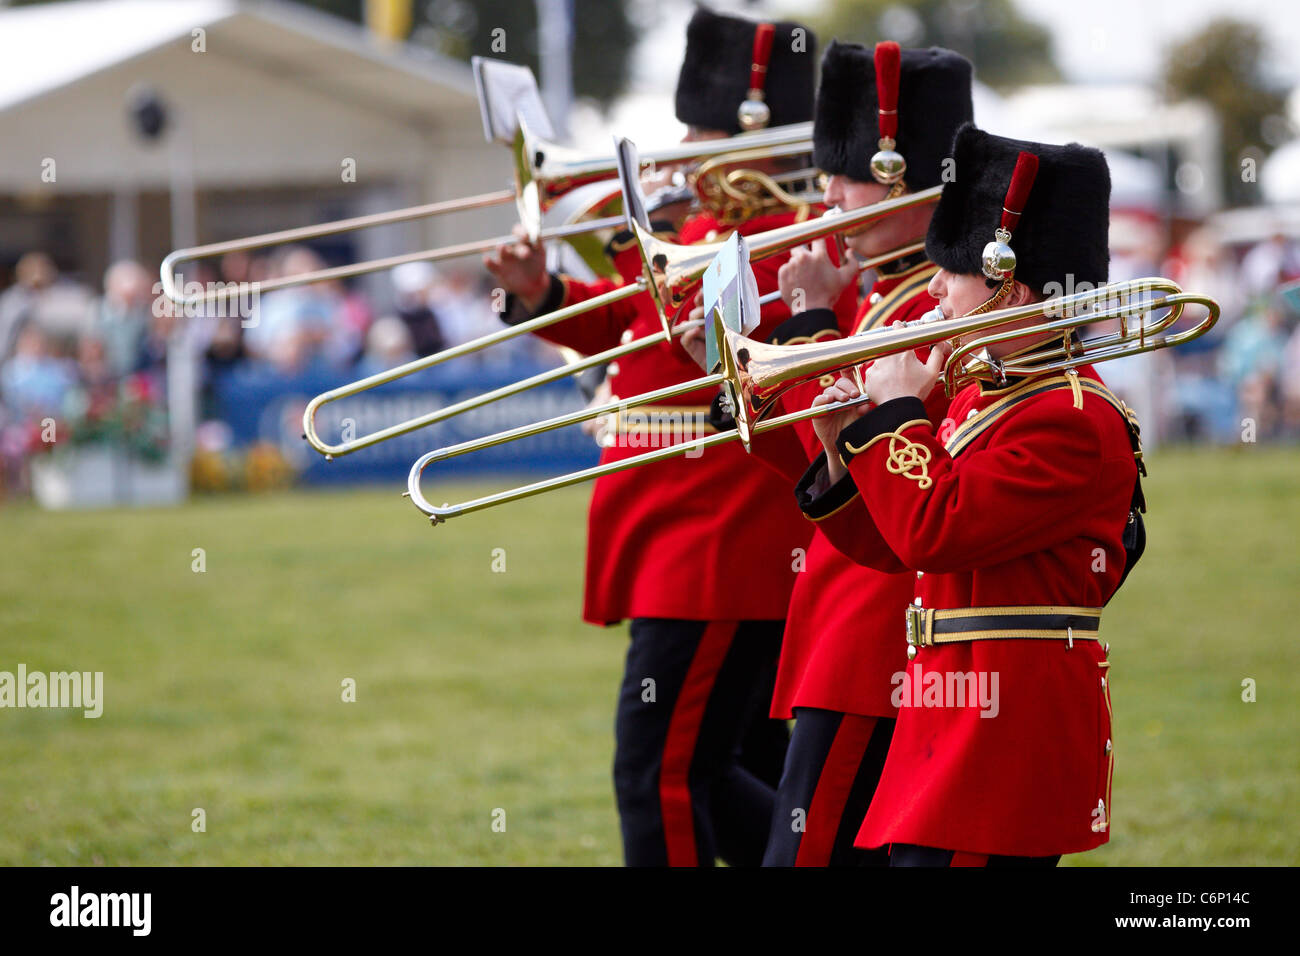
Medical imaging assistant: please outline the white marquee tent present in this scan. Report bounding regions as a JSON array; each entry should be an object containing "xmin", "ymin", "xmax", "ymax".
[{"xmin": 0, "ymin": 0, "xmax": 510, "ymax": 285}]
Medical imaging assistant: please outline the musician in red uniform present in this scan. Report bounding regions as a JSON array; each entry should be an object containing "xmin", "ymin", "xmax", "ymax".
[
  {"xmin": 750, "ymin": 41, "xmax": 974, "ymax": 867},
  {"xmin": 797, "ymin": 124, "xmax": 1146, "ymax": 865},
  {"xmin": 484, "ymin": 8, "xmax": 830, "ymax": 867}
]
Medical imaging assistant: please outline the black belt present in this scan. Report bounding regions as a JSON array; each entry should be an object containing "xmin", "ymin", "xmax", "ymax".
[{"xmin": 905, "ymin": 604, "xmax": 1103, "ymax": 659}]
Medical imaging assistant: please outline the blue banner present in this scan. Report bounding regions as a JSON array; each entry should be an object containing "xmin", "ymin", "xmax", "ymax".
[{"xmin": 210, "ymin": 360, "xmax": 602, "ymax": 485}]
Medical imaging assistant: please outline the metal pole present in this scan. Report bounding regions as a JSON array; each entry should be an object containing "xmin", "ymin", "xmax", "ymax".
[
  {"xmin": 535, "ymin": 0, "xmax": 574, "ymax": 139},
  {"xmin": 166, "ymin": 112, "xmax": 199, "ymax": 498}
]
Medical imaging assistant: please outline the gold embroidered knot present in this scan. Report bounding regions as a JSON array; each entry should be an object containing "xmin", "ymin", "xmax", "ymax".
[{"xmin": 884, "ymin": 432, "xmax": 933, "ymax": 488}]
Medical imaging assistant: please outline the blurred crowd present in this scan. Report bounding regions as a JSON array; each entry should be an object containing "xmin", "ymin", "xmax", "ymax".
[
  {"xmin": 0, "ymin": 246, "xmax": 548, "ymax": 497},
  {"xmin": 1104, "ymin": 225, "xmax": 1300, "ymax": 445},
  {"xmin": 2, "ymin": 227, "xmax": 1299, "ymax": 498}
]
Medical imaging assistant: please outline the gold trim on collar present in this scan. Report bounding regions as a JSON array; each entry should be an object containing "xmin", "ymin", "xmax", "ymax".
[
  {"xmin": 944, "ymin": 374, "xmax": 1072, "ymax": 455},
  {"xmin": 853, "ymin": 265, "xmax": 939, "ymax": 335},
  {"xmin": 779, "ymin": 328, "xmax": 842, "ymax": 346},
  {"xmin": 944, "ymin": 375, "xmax": 1135, "ymax": 457},
  {"xmin": 852, "ymin": 261, "xmax": 935, "ymax": 335},
  {"xmin": 884, "ymin": 258, "xmax": 939, "ymax": 284}
]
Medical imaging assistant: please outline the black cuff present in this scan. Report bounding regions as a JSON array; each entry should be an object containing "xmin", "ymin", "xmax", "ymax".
[
  {"xmin": 502, "ymin": 274, "xmax": 565, "ymax": 326},
  {"xmin": 767, "ymin": 308, "xmax": 840, "ymax": 346},
  {"xmin": 794, "ymin": 451, "xmax": 861, "ymax": 520},
  {"xmin": 707, "ymin": 392, "xmax": 735, "ymax": 432},
  {"xmin": 836, "ymin": 396, "xmax": 930, "ymax": 465}
]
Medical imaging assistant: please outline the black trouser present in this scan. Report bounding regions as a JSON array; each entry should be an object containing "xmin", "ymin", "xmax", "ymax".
[
  {"xmin": 763, "ymin": 707, "xmax": 894, "ymax": 867},
  {"xmin": 889, "ymin": 844, "xmax": 1062, "ymax": 867},
  {"xmin": 613, "ymin": 618, "xmax": 787, "ymax": 867}
]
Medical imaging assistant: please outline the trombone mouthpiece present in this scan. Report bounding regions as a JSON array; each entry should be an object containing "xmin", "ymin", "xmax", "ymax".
[{"xmin": 900, "ymin": 306, "xmax": 943, "ymax": 328}]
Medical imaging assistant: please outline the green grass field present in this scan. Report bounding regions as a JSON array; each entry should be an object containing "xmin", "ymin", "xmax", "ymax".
[{"xmin": 1, "ymin": 445, "xmax": 1297, "ymax": 865}]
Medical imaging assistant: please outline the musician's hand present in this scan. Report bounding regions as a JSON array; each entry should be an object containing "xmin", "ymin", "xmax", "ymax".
[
  {"xmin": 482, "ymin": 224, "xmax": 550, "ymax": 313},
  {"xmin": 778, "ymin": 242, "xmax": 857, "ymax": 313},
  {"xmin": 811, "ymin": 376, "xmax": 870, "ymax": 482},
  {"xmin": 677, "ymin": 298, "xmax": 708, "ymax": 370},
  {"xmin": 861, "ymin": 342, "xmax": 951, "ymax": 406}
]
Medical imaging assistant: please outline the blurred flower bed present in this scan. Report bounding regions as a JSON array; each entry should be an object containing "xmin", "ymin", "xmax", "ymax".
[
  {"xmin": 25, "ymin": 371, "xmax": 171, "ymax": 464},
  {"xmin": 190, "ymin": 441, "xmax": 297, "ymax": 494}
]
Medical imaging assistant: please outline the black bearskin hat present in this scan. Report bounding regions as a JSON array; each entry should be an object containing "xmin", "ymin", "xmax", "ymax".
[
  {"xmin": 925, "ymin": 123, "xmax": 1111, "ymax": 295},
  {"xmin": 674, "ymin": 6, "xmax": 816, "ymax": 135},
  {"xmin": 812, "ymin": 41, "xmax": 972, "ymax": 191}
]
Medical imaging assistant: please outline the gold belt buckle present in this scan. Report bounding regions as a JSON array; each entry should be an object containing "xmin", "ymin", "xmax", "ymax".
[{"xmin": 905, "ymin": 604, "xmax": 927, "ymax": 660}]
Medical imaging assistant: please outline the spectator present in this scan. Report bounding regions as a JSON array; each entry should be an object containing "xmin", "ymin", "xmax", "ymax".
[
  {"xmin": 2, "ymin": 253, "xmax": 54, "ymax": 360},
  {"xmin": 0, "ymin": 253, "xmax": 96, "ymax": 358},
  {"xmin": 0, "ymin": 325, "xmax": 77, "ymax": 417},
  {"xmin": 95, "ymin": 260, "xmax": 153, "ymax": 376},
  {"xmin": 321, "ymin": 278, "xmax": 372, "ymax": 369},
  {"xmin": 243, "ymin": 247, "xmax": 339, "ymax": 373},
  {"xmin": 430, "ymin": 265, "xmax": 498, "ymax": 349},
  {"xmin": 1240, "ymin": 232, "xmax": 1300, "ymax": 301},
  {"xmin": 76, "ymin": 335, "xmax": 114, "ymax": 390},
  {"xmin": 391, "ymin": 262, "xmax": 444, "ymax": 358},
  {"xmin": 1167, "ymin": 228, "xmax": 1244, "ymax": 342},
  {"xmin": 1219, "ymin": 300, "xmax": 1292, "ymax": 439},
  {"xmin": 357, "ymin": 315, "xmax": 416, "ymax": 377}
]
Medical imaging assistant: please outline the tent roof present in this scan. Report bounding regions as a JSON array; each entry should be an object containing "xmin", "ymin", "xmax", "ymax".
[{"xmin": 0, "ymin": 0, "xmax": 477, "ymax": 123}]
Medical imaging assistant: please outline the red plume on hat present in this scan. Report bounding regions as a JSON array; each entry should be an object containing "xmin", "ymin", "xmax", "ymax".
[
  {"xmin": 982, "ymin": 151, "xmax": 1039, "ymax": 280},
  {"xmin": 868, "ymin": 41, "xmax": 906, "ymax": 184},
  {"xmin": 738, "ymin": 22, "xmax": 776, "ymax": 130}
]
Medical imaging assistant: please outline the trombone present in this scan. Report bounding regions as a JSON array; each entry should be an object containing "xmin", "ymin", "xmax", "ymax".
[
  {"xmin": 301, "ymin": 183, "xmax": 940, "ymax": 458},
  {"xmin": 405, "ymin": 276, "xmax": 1220, "ymax": 524},
  {"xmin": 159, "ymin": 119, "xmax": 816, "ymax": 308}
]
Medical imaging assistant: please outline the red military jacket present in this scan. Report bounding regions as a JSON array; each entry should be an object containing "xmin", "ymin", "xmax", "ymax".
[
  {"xmin": 519, "ymin": 208, "xmax": 821, "ymax": 624},
  {"xmin": 795, "ymin": 364, "xmax": 1139, "ymax": 857},
  {"xmin": 749, "ymin": 258, "xmax": 951, "ymax": 718}
]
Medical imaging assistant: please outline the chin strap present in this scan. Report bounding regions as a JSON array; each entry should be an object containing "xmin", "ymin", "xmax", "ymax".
[
  {"xmin": 944, "ymin": 276, "xmax": 1015, "ymax": 363},
  {"xmin": 966, "ymin": 275, "xmax": 1016, "ymax": 317}
]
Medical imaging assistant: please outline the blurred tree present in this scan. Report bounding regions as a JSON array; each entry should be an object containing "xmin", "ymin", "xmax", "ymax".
[
  {"xmin": 795, "ymin": 0, "xmax": 1059, "ymax": 90},
  {"xmin": 9, "ymin": 0, "xmax": 634, "ymax": 109},
  {"xmin": 1163, "ymin": 18, "xmax": 1289, "ymax": 207}
]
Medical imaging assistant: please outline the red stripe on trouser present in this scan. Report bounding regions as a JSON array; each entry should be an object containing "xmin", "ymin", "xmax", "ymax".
[
  {"xmin": 659, "ymin": 621, "xmax": 738, "ymax": 867},
  {"xmin": 795, "ymin": 715, "xmax": 877, "ymax": 866},
  {"xmin": 950, "ymin": 851, "xmax": 989, "ymax": 867}
]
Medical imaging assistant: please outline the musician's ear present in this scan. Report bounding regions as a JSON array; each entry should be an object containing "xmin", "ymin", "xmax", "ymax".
[{"xmin": 1008, "ymin": 280, "xmax": 1040, "ymax": 308}]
